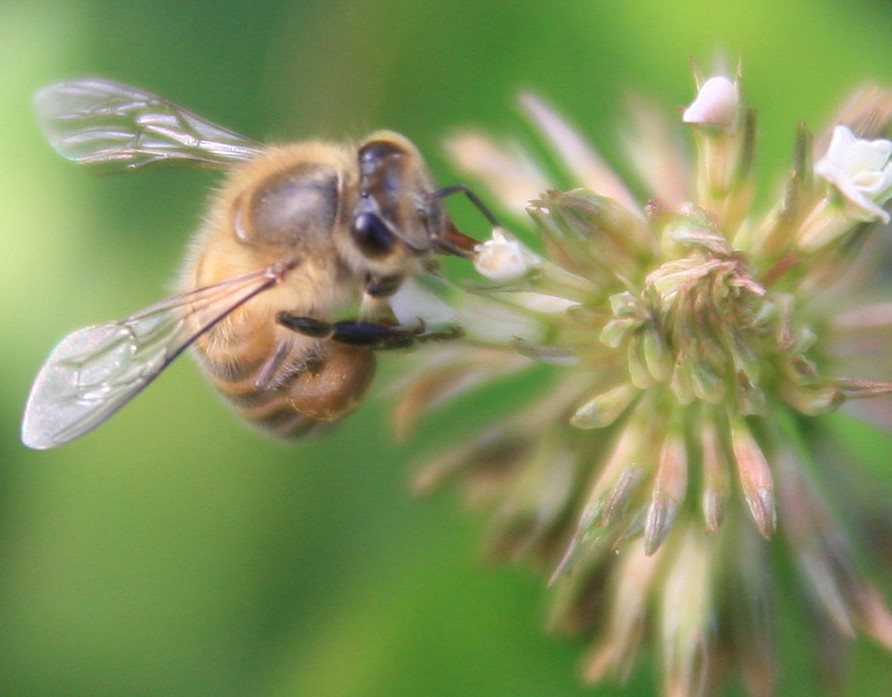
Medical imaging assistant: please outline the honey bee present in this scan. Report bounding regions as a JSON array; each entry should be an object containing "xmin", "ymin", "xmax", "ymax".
[{"xmin": 22, "ymin": 78, "xmax": 494, "ymax": 449}]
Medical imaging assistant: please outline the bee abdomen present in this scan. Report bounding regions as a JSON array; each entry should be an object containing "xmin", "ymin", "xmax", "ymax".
[{"xmin": 194, "ymin": 339, "xmax": 376, "ymax": 438}]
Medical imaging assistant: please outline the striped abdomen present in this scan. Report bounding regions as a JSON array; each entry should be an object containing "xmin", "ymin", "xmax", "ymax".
[{"xmin": 193, "ymin": 321, "xmax": 376, "ymax": 438}]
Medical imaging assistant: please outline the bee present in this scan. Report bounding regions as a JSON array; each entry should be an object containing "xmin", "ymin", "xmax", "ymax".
[{"xmin": 22, "ymin": 79, "xmax": 495, "ymax": 449}]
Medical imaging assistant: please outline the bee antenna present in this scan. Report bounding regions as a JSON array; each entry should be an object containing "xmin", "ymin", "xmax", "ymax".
[{"xmin": 433, "ymin": 184, "xmax": 501, "ymax": 228}]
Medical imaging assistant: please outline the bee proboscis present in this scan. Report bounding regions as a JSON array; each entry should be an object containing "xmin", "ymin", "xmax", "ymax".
[{"xmin": 22, "ymin": 79, "xmax": 494, "ymax": 449}]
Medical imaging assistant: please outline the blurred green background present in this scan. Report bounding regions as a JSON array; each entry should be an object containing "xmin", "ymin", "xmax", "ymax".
[{"xmin": 3, "ymin": 1, "xmax": 892, "ymax": 696}]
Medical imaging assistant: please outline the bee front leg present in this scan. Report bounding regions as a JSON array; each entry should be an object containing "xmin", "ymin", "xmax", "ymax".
[{"xmin": 276, "ymin": 312, "xmax": 461, "ymax": 350}]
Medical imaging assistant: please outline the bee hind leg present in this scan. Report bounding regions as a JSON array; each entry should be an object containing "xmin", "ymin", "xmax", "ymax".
[{"xmin": 276, "ymin": 312, "xmax": 461, "ymax": 350}]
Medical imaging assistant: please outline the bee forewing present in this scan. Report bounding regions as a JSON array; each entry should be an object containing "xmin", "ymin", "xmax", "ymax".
[
  {"xmin": 22, "ymin": 320, "xmax": 170, "ymax": 450},
  {"xmin": 21, "ymin": 264, "xmax": 290, "ymax": 449},
  {"xmin": 34, "ymin": 78, "xmax": 264, "ymax": 171}
]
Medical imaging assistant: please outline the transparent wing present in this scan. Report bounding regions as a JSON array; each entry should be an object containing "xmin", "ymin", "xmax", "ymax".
[
  {"xmin": 22, "ymin": 261, "xmax": 296, "ymax": 449},
  {"xmin": 35, "ymin": 78, "xmax": 264, "ymax": 171}
]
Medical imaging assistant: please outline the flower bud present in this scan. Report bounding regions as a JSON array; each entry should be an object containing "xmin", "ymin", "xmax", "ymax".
[{"xmin": 683, "ymin": 75, "xmax": 740, "ymax": 131}]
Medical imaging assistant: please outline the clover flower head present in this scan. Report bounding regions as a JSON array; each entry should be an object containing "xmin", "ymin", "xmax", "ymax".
[{"xmin": 396, "ymin": 64, "xmax": 892, "ymax": 697}]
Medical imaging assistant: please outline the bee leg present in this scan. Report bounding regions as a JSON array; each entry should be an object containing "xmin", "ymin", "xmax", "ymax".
[{"xmin": 276, "ymin": 312, "xmax": 461, "ymax": 350}]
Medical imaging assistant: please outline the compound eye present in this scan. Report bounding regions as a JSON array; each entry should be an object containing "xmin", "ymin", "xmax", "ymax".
[
  {"xmin": 351, "ymin": 212, "xmax": 395, "ymax": 258},
  {"xmin": 358, "ymin": 140, "xmax": 403, "ymax": 173}
]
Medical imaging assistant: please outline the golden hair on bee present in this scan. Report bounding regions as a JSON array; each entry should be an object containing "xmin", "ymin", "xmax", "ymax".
[{"xmin": 183, "ymin": 141, "xmax": 372, "ymax": 436}]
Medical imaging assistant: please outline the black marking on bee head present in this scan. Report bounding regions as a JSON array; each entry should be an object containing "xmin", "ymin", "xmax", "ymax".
[{"xmin": 364, "ymin": 273, "xmax": 403, "ymax": 298}]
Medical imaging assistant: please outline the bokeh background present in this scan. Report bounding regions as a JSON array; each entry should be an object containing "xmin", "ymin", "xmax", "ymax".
[{"xmin": 3, "ymin": 1, "xmax": 892, "ymax": 696}]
